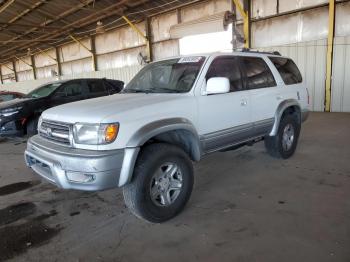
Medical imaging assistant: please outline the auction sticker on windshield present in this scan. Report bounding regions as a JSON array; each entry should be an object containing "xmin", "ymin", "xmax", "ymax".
[{"xmin": 178, "ymin": 57, "xmax": 203, "ymax": 63}]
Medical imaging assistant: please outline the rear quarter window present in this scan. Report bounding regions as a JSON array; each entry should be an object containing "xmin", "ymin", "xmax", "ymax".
[
  {"xmin": 269, "ymin": 57, "xmax": 302, "ymax": 85},
  {"xmin": 105, "ymin": 80, "xmax": 124, "ymax": 94}
]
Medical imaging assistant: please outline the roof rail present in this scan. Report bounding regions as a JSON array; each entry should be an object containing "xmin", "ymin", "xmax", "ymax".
[{"xmin": 235, "ymin": 48, "xmax": 281, "ymax": 56}]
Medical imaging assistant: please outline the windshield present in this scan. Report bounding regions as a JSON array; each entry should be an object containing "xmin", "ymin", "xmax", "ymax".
[
  {"xmin": 25, "ymin": 83, "xmax": 62, "ymax": 98},
  {"xmin": 123, "ymin": 56, "xmax": 205, "ymax": 93}
]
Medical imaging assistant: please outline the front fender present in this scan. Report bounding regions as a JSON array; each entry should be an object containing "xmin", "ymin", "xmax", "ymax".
[
  {"xmin": 118, "ymin": 118, "xmax": 201, "ymax": 187},
  {"xmin": 127, "ymin": 118, "xmax": 200, "ymax": 150}
]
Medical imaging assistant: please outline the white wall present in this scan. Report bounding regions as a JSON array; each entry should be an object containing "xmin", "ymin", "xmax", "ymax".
[
  {"xmin": 0, "ymin": 65, "xmax": 142, "ymax": 94},
  {"xmin": 260, "ymin": 39, "xmax": 327, "ymax": 112}
]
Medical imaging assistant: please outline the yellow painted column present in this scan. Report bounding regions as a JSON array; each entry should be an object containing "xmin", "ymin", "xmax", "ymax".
[
  {"xmin": 325, "ymin": 0, "xmax": 335, "ymax": 112},
  {"xmin": 232, "ymin": 0, "xmax": 250, "ymax": 48}
]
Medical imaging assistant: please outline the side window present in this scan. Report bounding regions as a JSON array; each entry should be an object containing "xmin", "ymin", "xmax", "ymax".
[
  {"xmin": 105, "ymin": 80, "xmax": 124, "ymax": 94},
  {"xmin": 206, "ymin": 56, "xmax": 243, "ymax": 92},
  {"xmin": 0, "ymin": 94, "xmax": 14, "ymax": 101},
  {"xmin": 240, "ymin": 57, "xmax": 276, "ymax": 89},
  {"xmin": 64, "ymin": 82, "xmax": 83, "ymax": 97},
  {"xmin": 269, "ymin": 57, "xmax": 302, "ymax": 85},
  {"xmin": 87, "ymin": 80, "xmax": 107, "ymax": 95}
]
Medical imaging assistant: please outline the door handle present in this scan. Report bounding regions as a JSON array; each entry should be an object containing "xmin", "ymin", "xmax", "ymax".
[{"xmin": 240, "ymin": 99, "xmax": 248, "ymax": 106}]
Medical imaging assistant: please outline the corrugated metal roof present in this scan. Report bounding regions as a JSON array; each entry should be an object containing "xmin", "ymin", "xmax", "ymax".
[{"xmin": 0, "ymin": 0, "xmax": 198, "ymax": 63}]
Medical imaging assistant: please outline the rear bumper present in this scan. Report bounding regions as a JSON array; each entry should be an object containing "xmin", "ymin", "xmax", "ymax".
[{"xmin": 24, "ymin": 135, "xmax": 130, "ymax": 191}]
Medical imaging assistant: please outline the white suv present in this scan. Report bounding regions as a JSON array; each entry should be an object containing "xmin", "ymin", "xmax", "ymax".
[{"xmin": 25, "ymin": 51, "xmax": 309, "ymax": 223}]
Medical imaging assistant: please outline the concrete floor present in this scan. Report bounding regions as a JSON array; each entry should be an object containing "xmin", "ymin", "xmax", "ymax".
[{"xmin": 0, "ymin": 112, "xmax": 349, "ymax": 262}]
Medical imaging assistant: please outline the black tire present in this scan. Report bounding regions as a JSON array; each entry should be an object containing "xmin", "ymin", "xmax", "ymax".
[
  {"xmin": 123, "ymin": 143, "xmax": 194, "ymax": 223},
  {"xmin": 26, "ymin": 117, "xmax": 39, "ymax": 136},
  {"xmin": 264, "ymin": 114, "xmax": 300, "ymax": 159}
]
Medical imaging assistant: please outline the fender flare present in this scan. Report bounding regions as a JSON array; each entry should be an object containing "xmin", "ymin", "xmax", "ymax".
[
  {"xmin": 118, "ymin": 118, "xmax": 201, "ymax": 187},
  {"xmin": 127, "ymin": 118, "xmax": 201, "ymax": 157},
  {"xmin": 270, "ymin": 99, "xmax": 301, "ymax": 136}
]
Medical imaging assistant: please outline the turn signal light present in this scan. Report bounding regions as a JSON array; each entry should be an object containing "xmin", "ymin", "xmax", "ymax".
[{"xmin": 105, "ymin": 124, "xmax": 119, "ymax": 143}]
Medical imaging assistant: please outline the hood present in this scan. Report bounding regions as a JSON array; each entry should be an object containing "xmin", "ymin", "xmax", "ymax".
[
  {"xmin": 0, "ymin": 98, "xmax": 33, "ymax": 110},
  {"xmin": 42, "ymin": 93, "xmax": 190, "ymax": 123}
]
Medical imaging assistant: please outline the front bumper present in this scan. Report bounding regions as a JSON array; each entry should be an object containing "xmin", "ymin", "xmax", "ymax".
[
  {"xmin": 24, "ymin": 135, "xmax": 132, "ymax": 191},
  {"xmin": 0, "ymin": 119, "xmax": 23, "ymax": 137}
]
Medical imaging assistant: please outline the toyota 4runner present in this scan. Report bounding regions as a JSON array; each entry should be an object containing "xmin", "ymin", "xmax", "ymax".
[{"xmin": 24, "ymin": 51, "xmax": 309, "ymax": 223}]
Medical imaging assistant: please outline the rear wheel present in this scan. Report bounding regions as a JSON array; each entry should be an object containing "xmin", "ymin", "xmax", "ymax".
[
  {"xmin": 265, "ymin": 114, "xmax": 300, "ymax": 159},
  {"xmin": 123, "ymin": 143, "xmax": 194, "ymax": 223}
]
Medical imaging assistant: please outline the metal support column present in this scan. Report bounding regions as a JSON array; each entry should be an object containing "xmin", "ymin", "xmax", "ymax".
[
  {"xmin": 0, "ymin": 66, "xmax": 3, "ymax": 84},
  {"xmin": 69, "ymin": 34, "xmax": 96, "ymax": 71},
  {"xmin": 12, "ymin": 59, "xmax": 18, "ymax": 82},
  {"xmin": 325, "ymin": 0, "xmax": 335, "ymax": 112},
  {"xmin": 145, "ymin": 17, "xmax": 153, "ymax": 62},
  {"xmin": 55, "ymin": 47, "xmax": 62, "ymax": 77},
  {"xmin": 90, "ymin": 35, "xmax": 98, "ymax": 71},
  {"xmin": 122, "ymin": 15, "xmax": 151, "ymax": 62},
  {"xmin": 232, "ymin": 0, "xmax": 250, "ymax": 48},
  {"xmin": 30, "ymin": 55, "xmax": 37, "ymax": 80}
]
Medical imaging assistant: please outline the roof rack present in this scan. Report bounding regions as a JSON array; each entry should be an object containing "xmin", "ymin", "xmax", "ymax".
[{"xmin": 235, "ymin": 48, "xmax": 281, "ymax": 56}]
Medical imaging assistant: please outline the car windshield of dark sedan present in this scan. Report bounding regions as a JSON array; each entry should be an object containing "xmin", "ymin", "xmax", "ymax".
[
  {"xmin": 123, "ymin": 56, "xmax": 205, "ymax": 93},
  {"xmin": 25, "ymin": 83, "xmax": 62, "ymax": 98}
]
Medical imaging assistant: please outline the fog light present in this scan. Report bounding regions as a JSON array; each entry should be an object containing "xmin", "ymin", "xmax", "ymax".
[{"xmin": 66, "ymin": 172, "xmax": 95, "ymax": 183}]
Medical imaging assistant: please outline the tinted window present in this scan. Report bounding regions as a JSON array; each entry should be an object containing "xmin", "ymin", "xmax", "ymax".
[
  {"xmin": 63, "ymin": 82, "xmax": 83, "ymax": 97},
  {"xmin": 269, "ymin": 57, "xmax": 302, "ymax": 85},
  {"xmin": 206, "ymin": 56, "xmax": 243, "ymax": 92},
  {"xmin": 88, "ymin": 80, "xmax": 107, "ymax": 94},
  {"xmin": 105, "ymin": 80, "xmax": 124, "ymax": 94},
  {"xmin": 26, "ymin": 83, "xmax": 62, "ymax": 98},
  {"xmin": 0, "ymin": 94, "xmax": 15, "ymax": 102},
  {"xmin": 240, "ymin": 57, "xmax": 276, "ymax": 89}
]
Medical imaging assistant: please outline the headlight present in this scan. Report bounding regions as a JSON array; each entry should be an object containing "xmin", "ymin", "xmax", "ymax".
[
  {"xmin": 1, "ymin": 106, "xmax": 23, "ymax": 117},
  {"xmin": 73, "ymin": 123, "xmax": 119, "ymax": 145}
]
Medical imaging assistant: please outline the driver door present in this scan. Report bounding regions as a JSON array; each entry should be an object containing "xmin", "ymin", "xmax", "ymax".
[{"xmin": 197, "ymin": 56, "xmax": 252, "ymax": 153}]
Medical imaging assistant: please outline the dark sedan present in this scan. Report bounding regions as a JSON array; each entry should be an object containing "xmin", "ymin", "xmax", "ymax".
[{"xmin": 0, "ymin": 78, "xmax": 124, "ymax": 137}]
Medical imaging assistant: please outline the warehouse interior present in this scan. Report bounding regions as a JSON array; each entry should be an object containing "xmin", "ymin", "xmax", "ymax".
[{"xmin": 0, "ymin": 0, "xmax": 349, "ymax": 261}]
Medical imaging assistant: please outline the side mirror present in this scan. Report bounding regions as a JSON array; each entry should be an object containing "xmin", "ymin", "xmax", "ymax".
[{"xmin": 206, "ymin": 77, "xmax": 230, "ymax": 95}]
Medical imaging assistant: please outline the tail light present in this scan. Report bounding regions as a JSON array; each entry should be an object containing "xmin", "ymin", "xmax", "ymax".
[{"xmin": 306, "ymin": 88, "xmax": 310, "ymax": 105}]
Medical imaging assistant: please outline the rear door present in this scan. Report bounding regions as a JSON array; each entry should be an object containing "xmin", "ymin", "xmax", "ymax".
[
  {"xmin": 198, "ymin": 55, "xmax": 252, "ymax": 153},
  {"xmin": 239, "ymin": 56, "xmax": 279, "ymax": 136}
]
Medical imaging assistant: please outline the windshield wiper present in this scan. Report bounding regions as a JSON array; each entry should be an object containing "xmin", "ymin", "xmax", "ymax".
[
  {"xmin": 151, "ymin": 87, "xmax": 183, "ymax": 93},
  {"xmin": 122, "ymin": 88, "xmax": 154, "ymax": 93}
]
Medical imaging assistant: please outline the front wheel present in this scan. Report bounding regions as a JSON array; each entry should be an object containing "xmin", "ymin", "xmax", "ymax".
[
  {"xmin": 26, "ymin": 117, "xmax": 39, "ymax": 136},
  {"xmin": 265, "ymin": 114, "xmax": 300, "ymax": 159},
  {"xmin": 123, "ymin": 143, "xmax": 194, "ymax": 223}
]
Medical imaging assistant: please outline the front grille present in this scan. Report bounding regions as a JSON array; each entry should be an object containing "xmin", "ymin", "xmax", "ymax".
[{"xmin": 39, "ymin": 120, "xmax": 71, "ymax": 146}]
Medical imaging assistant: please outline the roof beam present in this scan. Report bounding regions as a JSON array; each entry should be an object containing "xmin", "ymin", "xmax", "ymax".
[
  {"xmin": 0, "ymin": 22, "xmax": 63, "ymax": 29},
  {"xmin": 0, "ymin": 0, "xmax": 15, "ymax": 15},
  {"xmin": 0, "ymin": 0, "xmax": 96, "ymax": 49},
  {"xmin": 0, "ymin": 0, "xmax": 47, "ymax": 34},
  {"xmin": 15, "ymin": 1, "xmax": 71, "ymax": 26},
  {"xmin": 0, "ymin": 0, "xmax": 129, "ymax": 59}
]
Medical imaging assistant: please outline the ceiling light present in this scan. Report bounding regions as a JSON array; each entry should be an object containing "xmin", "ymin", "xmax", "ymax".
[{"xmin": 96, "ymin": 21, "xmax": 105, "ymax": 34}]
